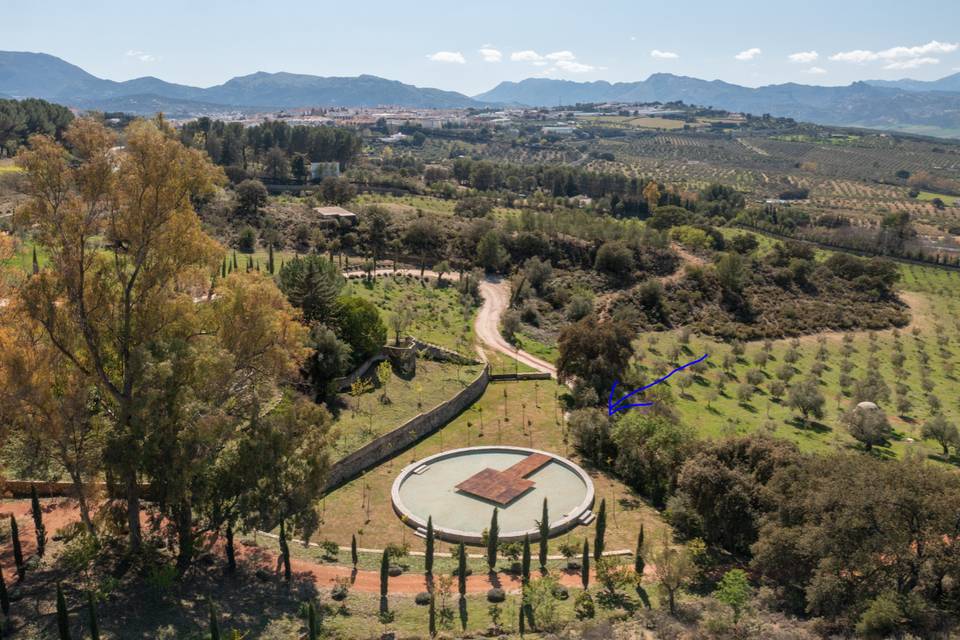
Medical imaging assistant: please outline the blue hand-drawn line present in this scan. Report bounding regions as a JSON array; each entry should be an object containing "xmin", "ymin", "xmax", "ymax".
[{"xmin": 607, "ymin": 353, "xmax": 709, "ymax": 416}]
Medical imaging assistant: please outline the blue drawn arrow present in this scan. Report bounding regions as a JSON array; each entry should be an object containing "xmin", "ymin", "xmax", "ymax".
[{"xmin": 607, "ymin": 353, "xmax": 709, "ymax": 416}]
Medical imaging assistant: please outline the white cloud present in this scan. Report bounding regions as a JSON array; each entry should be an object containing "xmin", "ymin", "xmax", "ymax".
[
  {"xmin": 125, "ymin": 49, "xmax": 157, "ymax": 62},
  {"xmin": 545, "ymin": 50, "xmax": 576, "ymax": 62},
  {"xmin": 511, "ymin": 50, "xmax": 544, "ymax": 62},
  {"xmin": 804, "ymin": 66, "xmax": 827, "ymax": 75},
  {"xmin": 884, "ymin": 57, "xmax": 940, "ymax": 70},
  {"xmin": 555, "ymin": 60, "xmax": 596, "ymax": 73},
  {"xmin": 735, "ymin": 48, "xmax": 762, "ymax": 61},
  {"xmin": 479, "ymin": 48, "xmax": 502, "ymax": 62},
  {"xmin": 830, "ymin": 40, "xmax": 958, "ymax": 64},
  {"xmin": 651, "ymin": 49, "xmax": 679, "ymax": 60},
  {"xmin": 426, "ymin": 51, "xmax": 465, "ymax": 64},
  {"xmin": 789, "ymin": 51, "xmax": 819, "ymax": 64}
]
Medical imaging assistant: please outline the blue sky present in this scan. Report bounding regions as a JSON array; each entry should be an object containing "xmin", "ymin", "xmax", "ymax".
[{"xmin": 5, "ymin": 0, "xmax": 960, "ymax": 95}]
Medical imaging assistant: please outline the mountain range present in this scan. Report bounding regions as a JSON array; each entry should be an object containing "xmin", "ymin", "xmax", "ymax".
[{"xmin": 4, "ymin": 51, "xmax": 960, "ymax": 136}]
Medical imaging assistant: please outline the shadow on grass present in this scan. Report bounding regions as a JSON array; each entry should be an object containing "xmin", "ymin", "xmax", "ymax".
[{"xmin": 788, "ymin": 417, "xmax": 831, "ymax": 434}]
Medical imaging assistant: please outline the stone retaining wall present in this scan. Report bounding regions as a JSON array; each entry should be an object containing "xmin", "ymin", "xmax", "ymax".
[{"xmin": 323, "ymin": 365, "xmax": 490, "ymax": 492}]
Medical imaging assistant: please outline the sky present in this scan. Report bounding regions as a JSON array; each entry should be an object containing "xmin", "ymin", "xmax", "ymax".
[{"xmin": 4, "ymin": 0, "xmax": 960, "ymax": 95}]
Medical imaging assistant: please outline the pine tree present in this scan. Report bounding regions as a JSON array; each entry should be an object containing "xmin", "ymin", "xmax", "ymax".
[
  {"xmin": 208, "ymin": 598, "xmax": 220, "ymax": 640},
  {"xmin": 538, "ymin": 498, "xmax": 549, "ymax": 571},
  {"xmin": 32, "ymin": 246, "xmax": 39, "ymax": 275},
  {"xmin": 0, "ymin": 565, "xmax": 9, "ymax": 617},
  {"xmin": 380, "ymin": 548, "xmax": 389, "ymax": 598},
  {"xmin": 581, "ymin": 539, "xmax": 590, "ymax": 589},
  {"xmin": 30, "ymin": 484, "xmax": 46, "ymax": 557},
  {"xmin": 307, "ymin": 601, "xmax": 318, "ymax": 640},
  {"xmin": 457, "ymin": 543, "xmax": 467, "ymax": 597},
  {"xmin": 486, "ymin": 508, "xmax": 499, "ymax": 572},
  {"xmin": 56, "ymin": 584, "xmax": 71, "ymax": 640},
  {"xmin": 593, "ymin": 499, "xmax": 606, "ymax": 561},
  {"xmin": 87, "ymin": 591, "xmax": 100, "ymax": 640},
  {"xmin": 351, "ymin": 534, "xmax": 358, "ymax": 568},
  {"xmin": 10, "ymin": 515, "xmax": 24, "ymax": 581},
  {"xmin": 634, "ymin": 525, "xmax": 645, "ymax": 577},
  {"xmin": 268, "ymin": 244, "xmax": 275, "ymax": 274},
  {"xmin": 425, "ymin": 516, "xmax": 435, "ymax": 575},
  {"xmin": 521, "ymin": 534, "xmax": 531, "ymax": 586}
]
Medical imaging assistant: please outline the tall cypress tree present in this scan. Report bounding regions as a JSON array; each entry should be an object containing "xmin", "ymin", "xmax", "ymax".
[
  {"xmin": 521, "ymin": 534, "xmax": 531, "ymax": 586},
  {"xmin": 232, "ymin": 250, "xmax": 238, "ymax": 271},
  {"xmin": 32, "ymin": 246, "xmax": 39, "ymax": 275},
  {"xmin": 278, "ymin": 521, "xmax": 291, "ymax": 581},
  {"xmin": 634, "ymin": 525, "xmax": 645, "ymax": 577},
  {"xmin": 518, "ymin": 599, "xmax": 525, "ymax": 636},
  {"xmin": 538, "ymin": 498, "xmax": 549, "ymax": 571},
  {"xmin": 221, "ymin": 257, "xmax": 227, "ymax": 279},
  {"xmin": 457, "ymin": 543, "xmax": 467, "ymax": 597},
  {"xmin": 425, "ymin": 516, "xmax": 435, "ymax": 576},
  {"xmin": 593, "ymin": 499, "xmax": 606, "ymax": 561},
  {"xmin": 0, "ymin": 565, "xmax": 9, "ymax": 617},
  {"xmin": 10, "ymin": 515, "xmax": 24, "ymax": 581},
  {"xmin": 380, "ymin": 548, "xmax": 389, "ymax": 598},
  {"xmin": 56, "ymin": 584, "xmax": 71, "ymax": 640},
  {"xmin": 307, "ymin": 601, "xmax": 318, "ymax": 640},
  {"xmin": 351, "ymin": 534, "xmax": 358, "ymax": 568},
  {"xmin": 486, "ymin": 509, "xmax": 499, "ymax": 573},
  {"xmin": 428, "ymin": 593, "xmax": 437, "ymax": 637},
  {"xmin": 30, "ymin": 484, "xmax": 46, "ymax": 557},
  {"xmin": 268, "ymin": 244, "xmax": 275, "ymax": 275},
  {"xmin": 581, "ymin": 539, "xmax": 590, "ymax": 589},
  {"xmin": 225, "ymin": 522, "xmax": 236, "ymax": 573},
  {"xmin": 87, "ymin": 591, "xmax": 100, "ymax": 640},
  {"xmin": 208, "ymin": 598, "xmax": 220, "ymax": 640}
]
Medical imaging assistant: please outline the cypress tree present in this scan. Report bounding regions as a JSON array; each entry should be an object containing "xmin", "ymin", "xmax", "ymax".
[
  {"xmin": 351, "ymin": 534, "xmax": 358, "ymax": 568},
  {"xmin": 278, "ymin": 521, "xmax": 291, "ymax": 581},
  {"xmin": 457, "ymin": 542, "xmax": 467, "ymax": 597},
  {"xmin": 428, "ymin": 593, "xmax": 437, "ymax": 637},
  {"xmin": 225, "ymin": 522, "xmax": 236, "ymax": 573},
  {"xmin": 208, "ymin": 598, "xmax": 220, "ymax": 640},
  {"xmin": 581, "ymin": 540, "xmax": 590, "ymax": 589},
  {"xmin": 634, "ymin": 525, "xmax": 645, "ymax": 577},
  {"xmin": 593, "ymin": 499, "xmax": 606, "ymax": 561},
  {"xmin": 10, "ymin": 515, "xmax": 24, "ymax": 581},
  {"xmin": 486, "ymin": 508, "xmax": 499, "ymax": 572},
  {"xmin": 425, "ymin": 516, "xmax": 434, "ymax": 576},
  {"xmin": 31, "ymin": 484, "xmax": 46, "ymax": 557},
  {"xmin": 32, "ymin": 246, "xmax": 39, "ymax": 275},
  {"xmin": 518, "ymin": 599, "xmax": 525, "ymax": 636},
  {"xmin": 0, "ymin": 565, "xmax": 9, "ymax": 617},
  {"xmin": 232, "ymin": 250, "xmax": 238, "ymax": 270},
  {"xmin": 56, "ymin": 583, "xmax": 71, "ymax": 640},
  {"xmin": 268, "ymin": 244, "xmax": 275, "ymax": 274},
  {"xmin": 221, "ymin": 257, "xmax": 227, "ymax": 279},
  {"xmin": 307, "ymin": 601, "xmax": 318, "ymax": 640},
  {"xmin": 87, "ymin": 591, "xmax": 100, "ymax": 640},
  {"xmin": 521, "ymin": 534, "xmax": 531, "ymax": 586},
  {"xmin": 380, "ymin": 548, "xmax": 389, "ymax": 598},
  {"xmin": 538, "ymin": 498, "xmax": 549, "ymax": 571}
]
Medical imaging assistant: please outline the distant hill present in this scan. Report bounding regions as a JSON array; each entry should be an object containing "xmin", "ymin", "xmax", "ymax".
[
  {"xmin": 0, "ymin": 51, "xmax": 481, "ymax": 112},
  {"xmin": 475, "ymin": 74, "xmax": 960, "ymax": 136},
  {"xmin": 865, "ymin": 72, "xmax": 960, "ymax": 93}
]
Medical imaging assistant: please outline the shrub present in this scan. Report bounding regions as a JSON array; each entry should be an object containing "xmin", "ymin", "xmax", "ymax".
[
  {"xmin": 415, "ymin": 591, "xmax": 431, "ymax": 606},
  {"xmin": 574, "ymin": 591, "xmax": 595, "ymax": 620},
  {"xmin": 383, "ymin": 542, "xmax": 409, "ymax": 560},
  {"xmin": 486, "ymin": 588, "xmax": 506, "ymax": 603}
]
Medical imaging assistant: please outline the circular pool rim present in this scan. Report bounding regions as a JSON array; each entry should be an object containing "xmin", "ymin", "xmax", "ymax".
[{"xmin": 391, "ymin": 445, "xmax": 595, "ymax": 544}]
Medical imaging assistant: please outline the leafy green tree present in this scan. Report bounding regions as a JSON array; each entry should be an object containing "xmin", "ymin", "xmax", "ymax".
[
  {"xmin": 787, "ymin": 378, "xmax": 825, "ymax": 423},
  {"xmin": 651, "ymin": 537, "xmax": 694, "ymax": 616},
  {"xmin": 278, "ymin": 255, "xmax": 344, "ymax": 324},
  {"xmin": 487, "ymin": 509, "xmax": 499, "ymax": 572},
  {"xmin": 612, "ymin": 415, "xmax": 696, "ymax": 507},
  {"xmin": 235, "ymin": 179, "xmax": 268, "ymax": 220},
  {"xmin": 476, "ymin": 231, "xmax": 507, "ymax": 272},
  {"xmin": 336, "ymin": 296, "xmax": 387, "ymax": 365},
  {"xmin": 921, "ymin": 413, "xmax": 959, "ymax": 456},
  {"xmin": 557, "ymin": 318, "xmax": 635, "ymax": 399},
  {"xmin": 403, "ymin": 216, "xmax": 444, "ymax": 279},
  {"xmin": 594, "ymin": 241, "xmax": 634, "ymax": 280},
  {"xmin": 594, "ymin": 499, "xmax": 606, "ymax": 561},
  {"xmin": 715, "ymin": 569, "xmax": 752, "ymax": 622},
  {"xmin": 291, "ymin": 153, "xmax": 308, "ymax": 184},
  {"xmin": 360, "ymin": 206, "xmax": 391, "ymax": 273},
  {"xmin": 843, "ymin": 403, "xmax": 892, "ymax": 452}
]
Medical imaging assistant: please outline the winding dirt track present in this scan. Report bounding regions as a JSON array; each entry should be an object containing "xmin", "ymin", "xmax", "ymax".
[{"xmin": 475, "ymin": 277, "xmax": 557, "ymax": 377}]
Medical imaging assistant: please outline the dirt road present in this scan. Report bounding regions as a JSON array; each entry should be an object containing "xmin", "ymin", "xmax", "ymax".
[{"xmin": 475, "ymin": 277, "xmax": 557, "ymax": 377}]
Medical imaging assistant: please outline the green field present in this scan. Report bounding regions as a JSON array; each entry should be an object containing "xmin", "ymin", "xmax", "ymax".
[{"xmin": 917, "ymin": 190, "xmax": 959, "ymax": 206}]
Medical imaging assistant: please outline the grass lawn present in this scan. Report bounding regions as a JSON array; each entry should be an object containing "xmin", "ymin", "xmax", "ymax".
[
  {"xmin": 917, "ymin": 190, "xmax": 959, "ymax": 206},
  {"xmin": 516, "ymin": 330, "xmax": 559, "ymax": 364},
  {"xmin": 343, "ymin": 275, "xmax": 475, "ymax": 351},
  {"xmin": 312, "ymin": 377, "xmax": 670, "ymax": 557},
  {"xmin": 331, "ymin": 361, "xmax": 483, "ymax": 458}
]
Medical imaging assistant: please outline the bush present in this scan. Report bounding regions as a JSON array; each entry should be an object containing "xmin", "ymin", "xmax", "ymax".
[
  {"xmin": 415, "ymin": 591, "xmax": 432, "ymax": 606},
  {"xmin": 237, "ymin": 225, "xmax": 258, "ymax": 253},
  {"xmin": 486, "ymin": 588, "xmax": 506, "ymax": 603},
  {"xmin": 383, "ymin": 542, "xmax": 409, "ymax": 560},
  {"xmin": 574, "ymin": 591, "xmax": 595, "ymax": 620}
]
